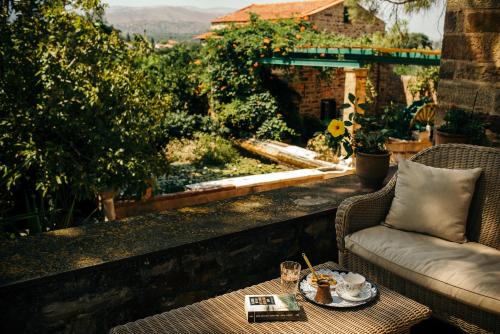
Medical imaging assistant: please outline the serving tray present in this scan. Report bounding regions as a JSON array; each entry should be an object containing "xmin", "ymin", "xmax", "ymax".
[{"xmin": 299, "ymin": 269, "xmax": 378, "ymax": 308}]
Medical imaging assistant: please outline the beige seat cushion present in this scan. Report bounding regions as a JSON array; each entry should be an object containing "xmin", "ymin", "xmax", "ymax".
[
  {"xmin": 345, "ymin": 225, "xmax": 500, "ymax": 315},
  {"xmin": 384, "ymin": 160, "xmax": 482, "ymax": 243}
]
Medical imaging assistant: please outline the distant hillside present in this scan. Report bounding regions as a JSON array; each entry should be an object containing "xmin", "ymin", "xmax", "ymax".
[{"xmin": 105, "ymin": 6, "xmax": 233, "ymax": 41}]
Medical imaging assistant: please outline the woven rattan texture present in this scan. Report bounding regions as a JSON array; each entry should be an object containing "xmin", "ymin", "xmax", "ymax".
[
  {"xmin": 110, "ymin": 262, "xmax": 430, "ymax": 334},
  {"xmin": 345, "ymin": 253, "xmax": 499, "ymax": 334},
  {"xmin": 335, "ymin": 144, "xmax": 500, "ymax": 333}
]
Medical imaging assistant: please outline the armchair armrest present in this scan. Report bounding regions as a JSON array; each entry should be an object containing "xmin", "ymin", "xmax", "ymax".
[{"xmin": 335, "ymin": 177, "xmax": 396, "ymax": 253}]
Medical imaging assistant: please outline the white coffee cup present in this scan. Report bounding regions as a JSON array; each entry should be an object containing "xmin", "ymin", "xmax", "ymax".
[{"xmin": 342, "ymin": 273, "xmax": 366, "ymax": 297}]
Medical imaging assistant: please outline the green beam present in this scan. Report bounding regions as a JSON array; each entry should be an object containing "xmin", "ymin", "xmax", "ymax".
[
  {"xmin": 260, "ymin": 57, "xmax": 361, "ymax": 68},
  {"xmin": 260, "ymin": 47, "xmax": 441, "ymax": 67}
]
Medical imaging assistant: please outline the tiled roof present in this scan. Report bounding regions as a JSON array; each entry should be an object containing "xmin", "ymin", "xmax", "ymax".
[{"xmin": 212, "ymin": 0, "xmax": 344, "ymax": 24}]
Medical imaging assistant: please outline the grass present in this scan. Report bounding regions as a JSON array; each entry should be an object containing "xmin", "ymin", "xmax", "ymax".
[{"xmin": 155, "ymin": 135, "xmax": 291, "ymax": 194}]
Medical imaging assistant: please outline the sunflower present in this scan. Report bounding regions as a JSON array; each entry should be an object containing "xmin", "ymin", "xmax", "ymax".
[{"xmin": 327, "ymin": 119, "xmax": 345, "ymax": 138}]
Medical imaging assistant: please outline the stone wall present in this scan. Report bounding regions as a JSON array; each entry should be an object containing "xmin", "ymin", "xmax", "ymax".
[
  {"xmin": 1, "ymin": 215, "xmax": 335, "ymax": 334},
  {"xmin": 369, "ymin": 63, "xmax": 409, "ymax": 108},
  {"xmin": 437, "ymin": 0, "xmax": 500, "ymax": 145},
  {"xmin": 310, "ymin": 4, "xmax": 385, "ymax": 38},
  {"xmin": 287, "ymin": 67, "xmax": 346, "ymax": 120},
  {"xmin": 0, "ymin": 174, "xmax": 377, "ymax": 334},
  {"xmin": 283, "ymin": 64, "xmax": 410, "ymax": 123}
]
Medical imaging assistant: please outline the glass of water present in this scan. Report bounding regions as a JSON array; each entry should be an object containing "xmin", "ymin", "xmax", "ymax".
[{"xmin": 280, "ymin": 261, "xmax": 301, "ymax": 296}]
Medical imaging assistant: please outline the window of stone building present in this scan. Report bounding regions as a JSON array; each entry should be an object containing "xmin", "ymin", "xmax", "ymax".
[
  {"xmin": 320, "ymin": 99, "xmax": 338, "ymax": 120},
  {"xmin": 343, "ymin": 7, "xmax": 350, "ymax": 23}
]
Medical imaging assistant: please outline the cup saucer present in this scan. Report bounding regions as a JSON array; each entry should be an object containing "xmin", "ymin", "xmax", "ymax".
[{"xmin": 336, "ymin": 282, "xmax": 372, "ymax": 302}]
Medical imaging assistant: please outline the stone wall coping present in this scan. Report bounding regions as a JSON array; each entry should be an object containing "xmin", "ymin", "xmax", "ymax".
[{"xmin": 0, "ymin": 173, "xmax": 386, "ymax": 289}]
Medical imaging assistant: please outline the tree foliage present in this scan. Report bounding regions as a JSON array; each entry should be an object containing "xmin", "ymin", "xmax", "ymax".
[{"xmin": 0, "ymin": 0, "xmax": 168, "ymax": 233}]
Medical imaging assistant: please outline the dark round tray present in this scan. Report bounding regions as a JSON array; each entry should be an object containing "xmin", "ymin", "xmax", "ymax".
[{"xmin": 299, "ymin": 269, "xmax": 379, "ymax": 309}]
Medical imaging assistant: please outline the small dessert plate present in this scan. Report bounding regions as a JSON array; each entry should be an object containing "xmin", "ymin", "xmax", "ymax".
[
  {"xmin": 299, "ymin": 270, "xmax": 379, "ymax": 308},
  {"xmin": 306, "ymin": 269, "xmax": 341, "ymax": 289},
  {"xmin": 336, "ymin": 282, "xmax": 373, "ymax": 302}
]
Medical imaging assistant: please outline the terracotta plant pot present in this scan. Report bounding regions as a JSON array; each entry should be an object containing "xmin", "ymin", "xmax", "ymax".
[
  {"xmin": 355, "ymin": 151, "xmax": 391, "ymax": 189},
  {"xmin": 435, "ymin": 130, "xmax": 469, "ymax": 145}
]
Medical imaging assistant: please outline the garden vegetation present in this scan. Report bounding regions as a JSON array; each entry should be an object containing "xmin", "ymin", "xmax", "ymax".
[{"xmin": 1, "ymin": 0, "xmax": 439, "ymax": 236}]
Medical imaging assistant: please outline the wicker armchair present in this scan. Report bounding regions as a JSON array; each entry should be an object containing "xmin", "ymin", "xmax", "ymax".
[{"xmin": 335, "ymin": 144, "xmax": 500, "ymax": 333}]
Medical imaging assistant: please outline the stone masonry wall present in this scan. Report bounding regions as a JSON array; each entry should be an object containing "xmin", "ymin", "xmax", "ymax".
[
  {"xmin": 284, "ymin": 64, "xmax": 409, "ymax": 122},
  {"xmin": 437, "ymin": 0, "xmax": 500, "ymax": 145},
  {"xmin": 0, "ymin": 214, "xmax": 336, "ymax": 334},
  {"xmin": 369, "ymin": 63, "xmax": 409, "ymax": 108},
  {"xmin": 310, "ymin": 4, "xmax": 385, "ymax": 38},
  {"xmin": 1, "ymin": 173, "xmax": 379, "ymax": 334},
  {"xmin": 287, "ymin": 67, "xmax": 346, "ymax": 120}
]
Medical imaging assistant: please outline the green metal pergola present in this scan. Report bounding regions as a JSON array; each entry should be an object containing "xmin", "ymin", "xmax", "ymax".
[{"xmin": 259, "ymin": 46, "xmax": 441, "ymax": 68}]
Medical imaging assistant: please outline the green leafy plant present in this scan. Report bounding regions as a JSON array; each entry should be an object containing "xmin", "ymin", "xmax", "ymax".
[
  {"xmin": 138, "ymin": 44, "xmax": 208, "ymax": 115},
  {"xmin": 438, "ymin": 107, "xmax": 488, "ymax": 145},
  {"xmin": 217, "ymin": 92, "xmax": 295, "ymax": 140},
  {"xmin": 382, "ymin": 98, "xmax": 432, "ymax": 140},
  {"xmin": 353, "ymin": 113, "xmax": 390, "ymax": 155},
  {"xmin": 324, "ymin": 94, "xmax": 390, "ymax": 158},
  {"xmin": 0, "ymin": 0, "xmax": 169, "ymax": 235},
  {"xmin": 306, "ymin": 133, "xmax": 339, "ymax": 162},
  {"xmin": 192, "ymin": 133, "xmax": 239, "ymax": 166},
  {"xmin": 408, "ymin": 66, "xmax": 439, "ymax": 100}
]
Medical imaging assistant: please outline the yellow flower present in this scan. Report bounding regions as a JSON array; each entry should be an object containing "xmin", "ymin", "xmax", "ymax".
[
  {"xmin": 263, "ymin": 37, "xmax": 271, "ymax": 44},
  {"xmin": 328, "ymin": 119, "xmax": 345, "ymax": 138}
]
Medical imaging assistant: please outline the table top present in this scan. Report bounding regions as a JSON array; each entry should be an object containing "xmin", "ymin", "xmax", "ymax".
[{"xmin": 110, "ymin": 262, "xmax": 430, "ymax": 334}]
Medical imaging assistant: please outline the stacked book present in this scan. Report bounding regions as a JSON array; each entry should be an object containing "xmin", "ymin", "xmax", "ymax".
[{"xmin": 244, "ymin": 294, "xmax": 300, "ymax": 322}]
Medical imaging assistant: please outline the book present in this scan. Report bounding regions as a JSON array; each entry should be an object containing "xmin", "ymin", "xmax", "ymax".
[{"xmin": 244, "ymin": 294, "xmax": 300, "ymax": 322}]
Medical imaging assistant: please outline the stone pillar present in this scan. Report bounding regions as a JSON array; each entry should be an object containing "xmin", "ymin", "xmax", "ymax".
[
  {"xmin": 343, "ymin": 68, "xmax": 368, "ymax": 120},
  {"xmin": 99, "ymin": 190, "xmax": 116, "ymax": 221},
  {"xmin": 437, "ymin": 0, "xmax": 500, "ymax": 145},
  {"xmin": 342, "ymin": 68, "xmax": 368, "ymax": 156}
]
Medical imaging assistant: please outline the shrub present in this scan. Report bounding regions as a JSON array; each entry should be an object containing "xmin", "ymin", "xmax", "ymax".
[
  {"xmin": 218, "ymin": 92, "xmax": 295, "ymax": 140},
  {"xmin": 306, "ymin": 133, "xmax": 339, "ymax": 162},
  {"xmin": 0, "ymin": 0, "xmax": 168, "ymax": 234},
  {"xmin": 256, "ymin": 117, "xmax": 294, "ymax": 140},
  {"xmin": 163, "ymin": 112, "xmax": 220, "ymax": 139},
  {"xmin": 192, "ymin": 133, "xmax": 239, "ymax": 166}
]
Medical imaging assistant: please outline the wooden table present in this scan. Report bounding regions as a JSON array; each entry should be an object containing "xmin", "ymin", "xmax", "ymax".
[{"xmin": 110, "ymin": 262, "xmax": 430, "ymax": 334}]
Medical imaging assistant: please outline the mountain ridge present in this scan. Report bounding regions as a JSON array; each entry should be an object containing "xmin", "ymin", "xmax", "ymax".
[{"xmin": 105, "ymin": 5, "xmax": 234, "ymax": 41}]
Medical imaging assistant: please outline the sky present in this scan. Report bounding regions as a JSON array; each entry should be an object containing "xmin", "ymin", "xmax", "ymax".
[{"xmin": 104, "ymin": 0, "xmax": 446, "ymax": 41}]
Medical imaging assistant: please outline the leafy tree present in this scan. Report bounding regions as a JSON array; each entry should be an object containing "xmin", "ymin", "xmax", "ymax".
[
  {"xmin": 201, "ymin": 16, "xmax": 370, "ymax": 139},
  {"xmin": 0, "ymin": 0, "xmax": 168, "ymax": 234},
  {"xmin": 138, "ymin": 44, "xmax": 208, "ymax": 116}
]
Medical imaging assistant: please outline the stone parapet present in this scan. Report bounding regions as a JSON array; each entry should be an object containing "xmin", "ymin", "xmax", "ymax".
[{"xmin": 0, "ymin": 173, "xmax": 386, "ymax": 333}]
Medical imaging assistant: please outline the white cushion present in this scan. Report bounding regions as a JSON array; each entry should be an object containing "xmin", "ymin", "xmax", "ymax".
[
  {"xmin": 345, "ymin": 226, "xmax": 500, "ymax": 315},
  {"xmin": 384, "ymin": 160, "xmax": 482, "ymax": 243}
]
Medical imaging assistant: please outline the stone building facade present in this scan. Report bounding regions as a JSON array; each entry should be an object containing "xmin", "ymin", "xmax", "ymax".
[
  {"xmin": 210, "ymin": 0, "xmax": 413, "ymax": 123},
  {"xmin": 308, "ymin": 3, "xmax": 385, "ymax": 37},
  {"xmin": 211, "ymin": 0, "xmax": 385, "ymax": 37},
  {"xmin": 287, "ymin": 68, "xmax": 346, "ymax": 120},
  {"xmin": 437, "ymin": 0, "xmax": 500, "ymax": 146}
]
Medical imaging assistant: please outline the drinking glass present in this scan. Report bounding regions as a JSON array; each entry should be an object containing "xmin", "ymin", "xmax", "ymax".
[{"xmin": 280, "ymin": 261, "xmax": 301, "ymax": 296}]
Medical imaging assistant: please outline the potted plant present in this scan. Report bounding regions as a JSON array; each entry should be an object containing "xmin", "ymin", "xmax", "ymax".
[
  {"xmin": 435, "ymin": 107, "xmax": 488, "ymax": 145},
  {"xmin": 324, "ymin": 94, "xmax": 391, "ymax": 188},
  {"xmin": 382, "ymin": 98, "xmax": 435, "ymax": 161}
]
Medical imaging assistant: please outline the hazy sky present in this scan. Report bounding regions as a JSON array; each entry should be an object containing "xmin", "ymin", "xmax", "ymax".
[{"xmin": 104, "ymin": 0, "xmax": 446, "ymax": 41}]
